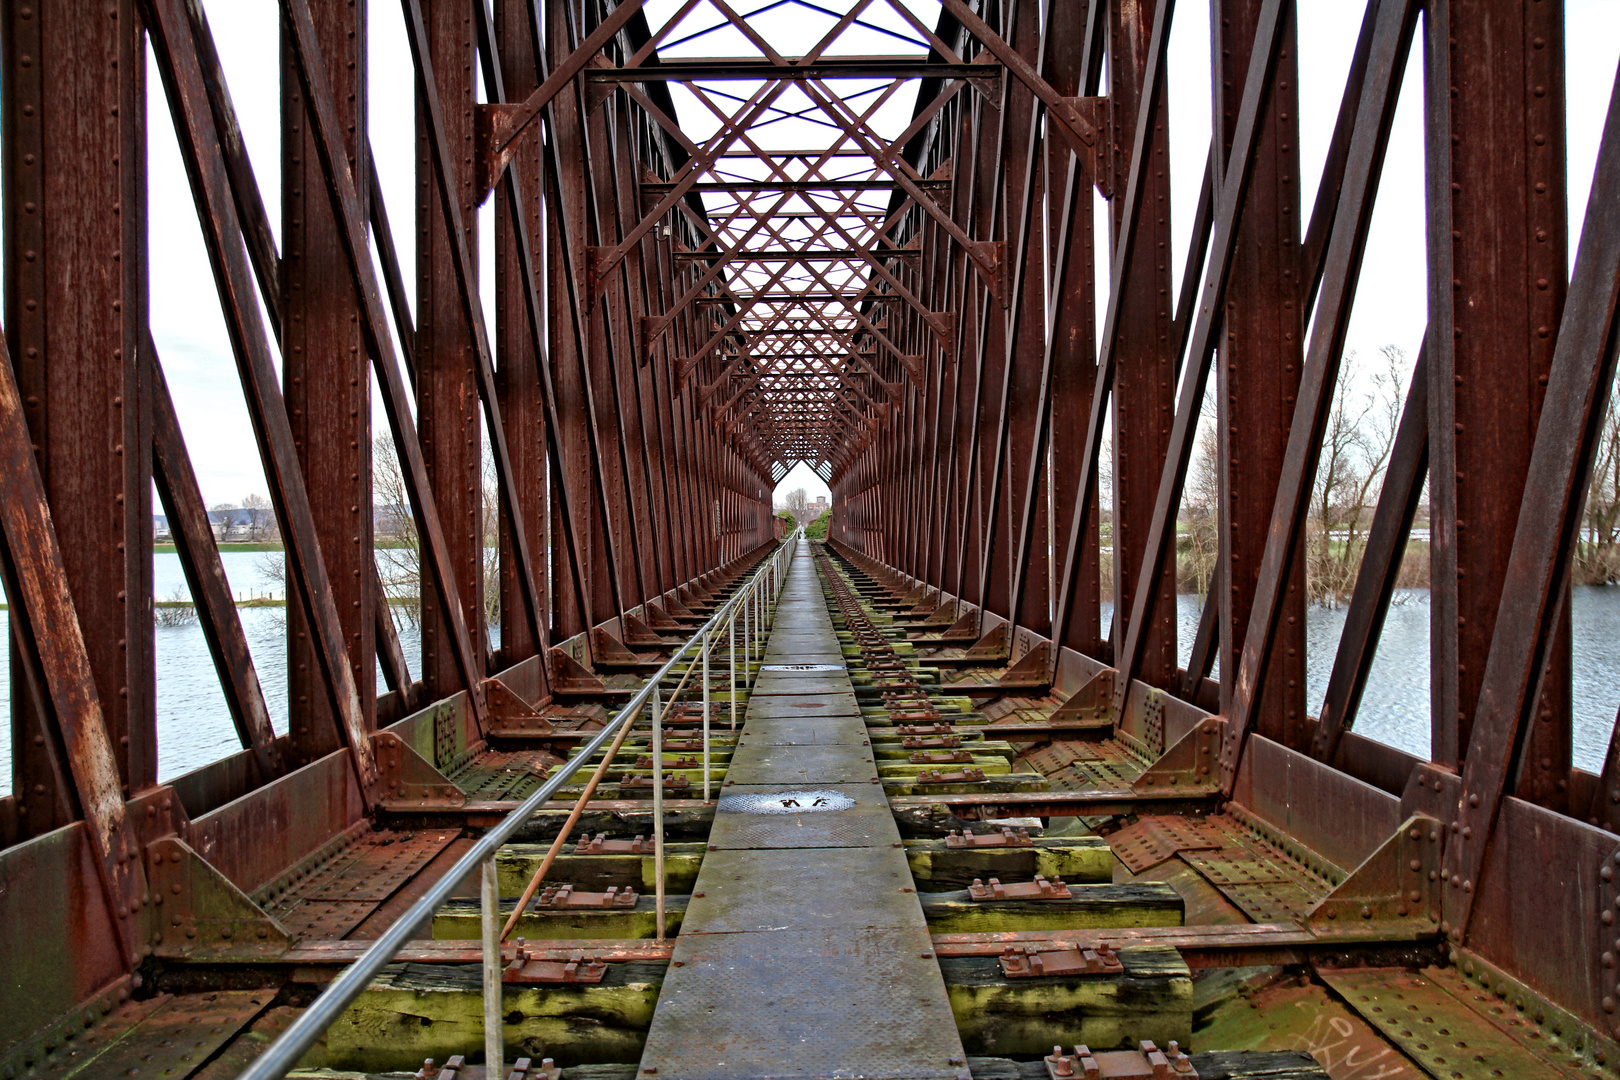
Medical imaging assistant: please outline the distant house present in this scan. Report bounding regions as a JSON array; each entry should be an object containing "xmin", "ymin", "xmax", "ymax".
[{"xmin": 808, "ymin": 496, "xmax": 829, "ymax": 517}]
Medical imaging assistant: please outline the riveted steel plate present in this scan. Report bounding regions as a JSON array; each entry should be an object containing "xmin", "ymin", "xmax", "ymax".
[
  {"xmin": 1322, "ymin": 968, "xmax": 1587, "ymax": 1080},
  {"xmin": 305, "ymin": 830, "xmax": 459, "ymax": 901},
  {"xmin": 683, "ymin": 848, "xmax": 925, "ymax": 932},
  {"xmin": 1108, "ymin": 816, "xmax": 1223, "ymax": 874},
  {"xmin": 1181, "ymin": 847, "xmax": 1296, "ymax": 886},
  {"xmin": 1216, "ymin": 882, "xmax": 1322, "ymax": 925},
  {"xmin": 274, "ymin": 899, "xmax": 377, "ymax": 940},
  {"xmin": 640, "ymin": 928, "xmax": 966, "ymax": 1080},
  {"xmin": 726, "ymin": 740, "xmax": 876, "ymax": 783},
  {"xmin": 39, "ymin": 991, "xmax": 269, "ymax": 1080},
  {"xmin": 740, "ymin": 716, "xmax": 868, "ymax": 745},
  {"xmin": 709, "ymin": 784, "xmax": 900, "ymax": 849},
  {"xmin": 746, "ymin": 693, "xmax": 861, "ymax": 719}
]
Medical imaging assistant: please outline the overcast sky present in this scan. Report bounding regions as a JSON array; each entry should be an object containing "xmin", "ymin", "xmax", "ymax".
[{"xmin": 148, "ymin": 1, "xmax": 1619, "ymax": 512}]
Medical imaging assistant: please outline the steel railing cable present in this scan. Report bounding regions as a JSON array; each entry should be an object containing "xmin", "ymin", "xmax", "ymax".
[{"xmin": 237, "ymin": 531, "xmax": 799, "ymax": 1080}]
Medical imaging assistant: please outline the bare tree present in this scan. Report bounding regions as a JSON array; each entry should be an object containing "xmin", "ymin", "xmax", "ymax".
[
  {"xmin": 1579, "ymin": 403, "xmax": 1620, "ymax": 583},
  {"xmin": 1179, "ymin": 422, "xmax": 1221, "ymax": 599},
  {"xmin": 781, "ymin": 487, "xmax": 810, "ymax": 524},
  {"xmin": 241, "ymin": 492, "xmax": 274, "ymax": 541},
  {"xmin": 374, "ymin": 434, "xmax": 421, "ymax": 627},
  {"xmin": 211, "ymin": 502, "xmax": 238, "ymax": 542},
  {"xmin": 1306, "ymin": 346, "xmax": 1407, "ymax": 607}
]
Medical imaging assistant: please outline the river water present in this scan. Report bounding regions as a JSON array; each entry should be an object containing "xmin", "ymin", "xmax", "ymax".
[{"xmin": 2, "ymin": 555, "xmax": 1619, "ymax": 793}]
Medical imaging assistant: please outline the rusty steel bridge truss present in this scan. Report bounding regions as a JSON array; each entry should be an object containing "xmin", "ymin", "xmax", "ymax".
[{"xmin": 2, "ymin": 0, "xmax": 1620, "ymax": 1072}]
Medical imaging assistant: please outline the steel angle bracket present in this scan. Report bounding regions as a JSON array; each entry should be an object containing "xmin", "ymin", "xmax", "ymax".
[
  {"xmin": 485, "ymin": 676, "xmax": 557, "ymax": 737},
  {"xmin": 1307, "ymin": 814, "xmax": 1445, "ymax": 939},
  {"xmin": 1047, "ymin": 667, "xmax": 1116, "ymax": 730},
  {"xmin": 143, "ymin": 836, "xmax": 290, "ymax": 959},
  {"xmin": 1131, "ymin": 716, "xmax": 1225, "ymax": 796},
  {"xmin": 373, "ymin": 731, "xmax": 467, "ymax": 810},
  {"xmin": 473, "ymin": 102, "xmax": 527, "ymax": 204}
]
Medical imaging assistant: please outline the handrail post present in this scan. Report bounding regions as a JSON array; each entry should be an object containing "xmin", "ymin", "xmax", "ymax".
[
  {"xmin": 729, "ymin": 613, "xmax": 738, "ymax": 731},
  {"xmin": 651, "ymin": 685, "xmax": 667, "ymax": 943},
  {"xmin": 701, "ymin": 628, "xmax": 711, "ymax": 803},
  {"xmin": 480, "ymin": 856, "xmax": 503, "ymax": 1079}
]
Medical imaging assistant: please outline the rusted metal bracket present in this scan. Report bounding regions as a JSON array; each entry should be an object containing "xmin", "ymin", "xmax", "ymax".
[
  {"xmin": 1130, "ymin": 716, "xmax": 1224, "ymax": 796},
  {"xmin": 904, "ymin": 735, "xmax": 963, "ymax": 749},
  {"xmin": 1307, "ymin": 814, "xmax": 1444, "ymax": 936},
  {"xmin": 143, "ymin": 836, "xmax": 291, "ymax": 958},
  {"xmin": 968, "ymin": 875, "xmax": 1072, "ymax": 901},
  {"xmin": 964, "ymin": 622, "xmax": 1010, "ymax": 660},
  {"xmin": 637, "ymin": 755, "xmax": 701, "ymax": 769},
  {"xmin": 550, "ymin": 647, "xmax": 608, "ymax": 694},
  {"xmin": 535, "ymin": 884, "xmax": 639, "ymax": 909},
  {"xmin": 999, "ymin": 940, "xmax": 1121, "ymax": 978},
  {"xmin": 473, "ymin": 102, "xmax": 526, "ymax": 204},
  {"xmin": 946, "ymin": 827, "xmax": 1032, "ymax": 849},
  {"xmin": 1045, "ymin": 1040, "xmax": 1196, "ymax": 1080},
  {"xmin": 1048, "ymin": 667, "xmax": 1115, "ymax": 728},
  {"xmin": 502, "ymin": 942, "xmax": 609, "ymax": 984},
  {"xmin": 918, "ymin": 767, "xmax": 988, "ymax": 785},
  {"xmin": 512, "ymin": 1059, "xmax": 560, "ymax": 1080},
  {"xmin": 485, "ymin": 677, "xmax": 556, "ymax": 736},
  {"xmin": 621, "ymin": 774, "xmax": 691, "ymax": 791},
  {"xmin": 372, "ymin": 731, "xmax": 468, "ymax": 809},
  {"xmin": 910, "ymin": 749, "xmax": 975, "ymax": 765},
  {"xmin": 574, "ymin": 833, "xmax": 652, "ymax": 855},
  {"xmin": 898, "ymin": 723, "xmax": 956, "ymax": 737}
]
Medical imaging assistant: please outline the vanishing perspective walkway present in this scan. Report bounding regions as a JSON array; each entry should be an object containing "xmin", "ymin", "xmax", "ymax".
[{"xmin": 638, "ymin": 539, "xmax": 969, "ymax": 1080}]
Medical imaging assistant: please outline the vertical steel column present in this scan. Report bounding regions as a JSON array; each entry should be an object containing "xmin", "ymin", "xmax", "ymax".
[
  {"xmin": 5, "ymin": 0, "xmax": 152, "ymax": 825},
  {"xmin": 1425, "ymin": 0, "xmax": 1570, "ymax": 788},
  {"xmin": 284, "ymin": 0, "xmax": 375, "ymax": 763},
  {"xmin": 495, "ymin": 0, "xmax": 551, "ymax": 670},
  {"xmin": 416, "ymin": 0, "xmax": 484, "ymax": 695},
  {"xmin": 1214, "ymin": 0, "xmax": 1306, "ymax": 743},
  {"xmin": 1107, "ymin": 0, "xmax": 1177, "ymax": 684}
]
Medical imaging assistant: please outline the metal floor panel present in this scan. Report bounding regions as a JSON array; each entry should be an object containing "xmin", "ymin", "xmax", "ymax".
[
  {"xmin": 737, "ymin": 716, "xmax": 868, "ymax": 744},
  {"xmin": 680, "ymin": 847, "xmax": 925, "ymax": 932},
  {"xmin": 725, "ymin": 740, "xmax": 878, "ymax": 784},
  {"xmin": 708, "ymin": 783, "xmax": 899, "ymax": 849},
  {"xmin": 641, "ymin": 928, "xmax": 966, "ymax": 1080},
  {"xmin": 750, "ymin": 672, "xmax": 857, "ymax": 695},
  {"xmin": 745, "ymin": 693, "xmax": 861, "ymax": 719}
]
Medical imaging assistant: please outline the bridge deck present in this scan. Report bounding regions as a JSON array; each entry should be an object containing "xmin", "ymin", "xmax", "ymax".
[{"xmin": 637, "ymin": 541, "xmax": 969, "ymax": 1080}]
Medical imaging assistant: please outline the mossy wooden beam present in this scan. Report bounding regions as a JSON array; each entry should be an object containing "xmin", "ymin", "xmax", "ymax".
[
  {"xmin": 881, "ymin": 774, "xmax": 1049, "ymax": 797},
  {"xmin": 872, "ymin": 739, "xmax": 1017, "ymax": 762},
  {"xmin": 432, "ymin": 896, "xmax": 688, "ymax": 940},
  {"xmin": 313, "ymin": 961, "xmax": 666, "ymax": 1073},
  {"xmin": 939, "ymin": 946, "xmax": 1192, "ymax": 1055},
  {"xmin": 919, "ymin": 884, "xmax": 1183, "ymax": 933},
  {"xmin": 877, "ymin": 757, "xmax": 1013, "ymax": 778},
  {"xmin": 496, "ymin": 843, "xmax": 705, "ymax": 895},
  {"xmin": 905, "ymin": 836, "xmax": 1112, "ymax": 890},
  {"xmin": 509, "ymin": 805, "xmax": 714, "ymax": 843}
]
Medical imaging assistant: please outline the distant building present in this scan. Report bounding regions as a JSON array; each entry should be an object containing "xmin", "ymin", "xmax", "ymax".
[{"xmin": 808, "ymin": 496, "xmax": 829, "ymax": 517}]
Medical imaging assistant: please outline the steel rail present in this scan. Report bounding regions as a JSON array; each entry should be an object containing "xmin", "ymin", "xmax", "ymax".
[{"xmin": 237, "ymin": 533, "xmax": 797, "ymax": 1080}]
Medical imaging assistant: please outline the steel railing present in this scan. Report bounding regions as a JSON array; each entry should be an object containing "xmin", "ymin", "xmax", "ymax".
[{"xmin": 238, "ymin": 530, "xmax": 800, "ymax": 1080}]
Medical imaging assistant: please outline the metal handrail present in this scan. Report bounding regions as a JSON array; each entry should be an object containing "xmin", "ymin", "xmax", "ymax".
[{"xmin": 238, "ymin": 531, "xmax": 799, "ymax": 1080}]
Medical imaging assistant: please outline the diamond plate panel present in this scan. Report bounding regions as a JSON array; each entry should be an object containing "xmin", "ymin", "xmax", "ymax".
[
  {"xmin": 1109, "ymin": 816, "xmax": 1223, "ymax": 874},
  {"xmin": 683, "ymin": 848, "xmax": 924, "ymax": 932},
  {"xmin": 709, "ymin": 784, "xmax": 900, "ymax": 849},
  {"xmin": 640, "ymin": 928, "xmax": 966, "ymax": 1080}
]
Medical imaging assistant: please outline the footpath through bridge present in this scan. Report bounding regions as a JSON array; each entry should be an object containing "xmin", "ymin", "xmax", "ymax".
[{"xmin": 639, "ymin": 538, "xmax": 970, "ymax": 1080}]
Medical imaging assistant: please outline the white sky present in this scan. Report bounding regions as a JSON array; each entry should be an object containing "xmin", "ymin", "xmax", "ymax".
[{"xmin": 143, "ymin": 1, "xmax": 1619, "ymax": 512}]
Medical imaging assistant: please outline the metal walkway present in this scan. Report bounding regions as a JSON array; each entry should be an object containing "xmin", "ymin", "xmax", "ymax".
[{"xmin": 637, "ymin": 540, "xmax": 969, "ymax": 1080}]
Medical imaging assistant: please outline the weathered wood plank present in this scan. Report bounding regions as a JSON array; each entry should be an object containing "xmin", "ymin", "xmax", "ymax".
[
  {"xmin": 919, "ymin": 884, "xmax": 1183, "ymax": 933},
  {"xmin": 905, "ymin": 836, "xmax": 1113, "ymax": 889},
  {"xmin": 433, "ymin": 896, "xmax": 688, "ymax": 940}
]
